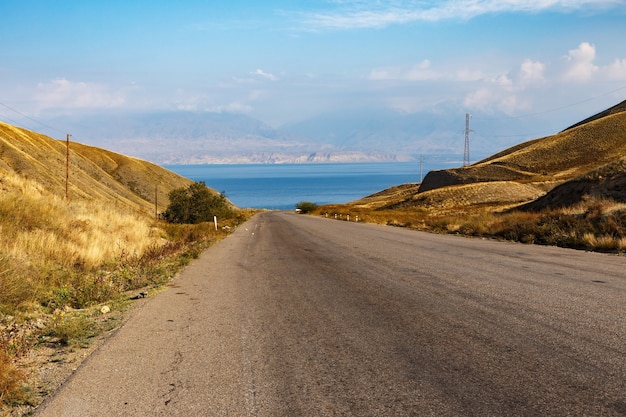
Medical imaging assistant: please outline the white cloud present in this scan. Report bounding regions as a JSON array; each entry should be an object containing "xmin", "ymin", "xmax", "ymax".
[
  {"xmin": 369, "ymin": 60, "xmax": 440, "ymax": 81},
  {"xmin": 370, "ymin": 61, "xmax": 490, "ymax": 83},
  {"xmin": 251, "ymin": 69, "xmax": 278, "ymax": 81},
  {"xmin": 464, "ymin": 88, "xmax": 496, "ymax": 111},
  {"xmin": 370, "ymin": 41, "xmax": 626, "ymax": 118},
  {"xmin": 563, "ymin": 42, "xmax": 599, "ymax": 82},
  {"xmin": 300, "ymin": 0, "xmax": 624, "ymax": 30},
  {"xmin": 494, "ymin": 74, "xmax": 513, "ymax": 87},
  {"xmin": 206, "ymin": 102, "xmax": 254, "ymax": 114},
  {"xmin": 455, "ymin": 68, "xmax": 486, "ymax": 82},
  {"xmin": 605, "ymin": 58, "xmax": 626, "ymax": 80},
  {"xmin": 405, "ymin": 60, "xmax": 440, "ymax": 81},
  {"xmin": 460, "ymin": 59, "xmax": 546, "ymax": 114},
  {"xmin": 519, "ymin": 59, "xmax": 545, "ymax": 85},
  {"xmin": 35, "ymin": 78, "xmax": 125, "ymax": 110},
  {"xmin": 463, "ymin": 87, "xmax": 531, "ymax": 115},
  {"xmin": 369, "ymin": 68, "xmax": 393, "ymax": 80},
  {"xmin": 499, "ymin": 94, "xmax": 528, "ymax": 114}
]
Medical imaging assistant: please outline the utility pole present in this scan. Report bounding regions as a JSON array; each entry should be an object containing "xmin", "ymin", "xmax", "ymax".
[
  {"xmin": 65, "ymin": 134, "xmax": 71, "ymax": 200},
  {"xmin": 464, "ymin": 113, "xmax": 470, "ymax": 166}
]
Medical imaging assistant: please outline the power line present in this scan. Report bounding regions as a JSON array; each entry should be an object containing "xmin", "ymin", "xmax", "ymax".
[
  {"xmin": 0, "ymin": 101, "xmax": 66, "ymax": 136},
  {"xmin": 472, "ymin": 84, "xmax": 626, "ymax": 122},
  {"xmin": 0, "ymin": 112, "xmax": 26, "ymax": 128},
  {"xmin": 468, "ymin": 86, "xmax": 626, "ymax": 143},
  {"xmin": 513, "ymin": 85, "xmax": 626, "ymax": 119}
]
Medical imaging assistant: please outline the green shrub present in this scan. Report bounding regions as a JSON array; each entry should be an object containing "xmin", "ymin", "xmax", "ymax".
[
  {"xmin": 44, "ymin": 312, "xmax": 95, "ymax": 347},
  {"xmin": 295, "ymin": 201, "xmax": 318, "ymax": 213},
  {"xmin": 162, "ymin": 182, "xmax": 233, "ymax": 224}
]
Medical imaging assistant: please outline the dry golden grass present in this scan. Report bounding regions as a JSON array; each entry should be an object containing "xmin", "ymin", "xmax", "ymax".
[
  {"xmin": 0, "ymin": 351, "xmax": 26, "ymax": 407},
  {"xmin": 0, "ymin": 171, "xmax": 162, "ymax": 311},
  {"xmin": 0, "ymin": 174, "xmax": 159, "ymax": 269},
  {"xmin": 481, "ymin": 112, "xmax": 626, "ymax": 175},
  {"xmin": 0, "ymin": 121, "xmax": 238, "ymax": 313},
  {"xmin": 318, "ymin": 194, "xmax": 626, "ymax": 252},
  {"xmin": 0, "ymin": 168, "xmax": 250, "ymax": 410},
  {"xmin": 400, "ymin": 181, "xmax": 545, "ymax": 213},
  {"xmin": 349, "ymin": 183, "xmax": 421, "ymax": 209},
  {"xmin": 0, "ymin": 122, "xmax": 252, "ymax": 410},
  {"xmin": 582, "ymin": 233, "xmax": 619, "ymax": 251}
]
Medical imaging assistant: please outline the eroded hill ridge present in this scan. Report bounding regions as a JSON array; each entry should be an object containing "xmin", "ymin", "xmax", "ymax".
[{"xmin": 412, "ymin": 100, "xmax": 626, "ymax": 211}]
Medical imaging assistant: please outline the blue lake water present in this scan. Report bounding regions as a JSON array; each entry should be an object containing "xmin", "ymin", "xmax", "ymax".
[{"xmin": 164, "ymin": 162, "xmax": 459, "ymax": 210}]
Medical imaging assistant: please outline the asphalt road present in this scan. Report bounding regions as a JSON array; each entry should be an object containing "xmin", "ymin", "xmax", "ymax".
[{"xmin": 36, "ymin": 212, "xmax": 626, "ymax": 416}]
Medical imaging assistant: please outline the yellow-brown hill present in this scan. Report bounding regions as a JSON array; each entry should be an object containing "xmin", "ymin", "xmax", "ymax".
[
  {"xmin": 378, "ymin": 99, "xmax": 626, "ymax": 212},
  {"xmin": 520, "ymin": 156, "xmax": 626, "ymax": 211},
  {"xmin": 0, "ymin": 121, "xmax": 195, "ymax": 213}
]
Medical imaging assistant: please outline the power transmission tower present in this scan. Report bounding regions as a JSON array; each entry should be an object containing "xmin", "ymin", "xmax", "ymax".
[{"xmin": 463, "ymin": 113, "xmax": 473, "ymax": 167}]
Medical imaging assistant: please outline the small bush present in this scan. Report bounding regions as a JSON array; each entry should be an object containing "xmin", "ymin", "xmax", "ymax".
[
  {"xmin": 44, "ymin": 312, "xmax": 95, "ymax": 347},
  {"xmin": 0, "ymin": 351, "xmax": 27, "ymax": 406},
  {"xmin": 427, "ymin": 217, "xmax": 456, "ymax": 232},
  {"xmin": 0, "ymin": 257, "xmax": 38, "ymax": 315},
  {"xmin": 296, "ymin": 201, "xmax": 318, "ymax": 213},
  {"xmin": 458, "ymin": 213, "xmax": 492, "ymax": 236},
  {"xmin": 0, "ymin": 318, "xmax": 32, "ymax": 407},
  {"xmin": 583, "ymin": 233, "xmax": 619, "ymax": 251},
  {"xmin": 162, "ymin": 182, "xmax": 233, "ymax": 224}
]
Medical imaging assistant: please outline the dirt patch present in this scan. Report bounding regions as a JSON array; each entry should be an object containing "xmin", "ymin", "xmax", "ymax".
[
  {"xmin": 4, "ymin": 297, "xmax": 149, "ymax": 417},
  {"xmin": 387, "ymin": 181, "xmax": 546, "ymax": 212}
]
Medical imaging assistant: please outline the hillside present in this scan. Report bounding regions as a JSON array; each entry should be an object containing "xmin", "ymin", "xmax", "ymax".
[
  {"xmin": 314, "ymin": 100, "xmax": 626, "ymax": 255},
  {"xmin": 1, "ymin": 121, "xmax": 246, "ymax": 413},
  {"xmin": 417, "ymin": 107, "xmax": 626, "ymax": 203},
  {"xmin": 336, "ymin": 99, "xmax": 626, "ymax": 217},
  {"xmin": 0, "ymin": 121, "xmax": 194, "ymax": 213},
  {"xmin": 521, "ymin": 156, "xmax": 626, "ymax": 211}
]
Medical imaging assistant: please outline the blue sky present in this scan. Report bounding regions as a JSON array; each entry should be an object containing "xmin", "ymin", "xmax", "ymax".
[{"xmin": 1, "ymin": 0, "xmax": 626, "ymax": 136}]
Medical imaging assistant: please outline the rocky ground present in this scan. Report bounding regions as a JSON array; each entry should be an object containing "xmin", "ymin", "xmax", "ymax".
[{"xmin": 5, "ymin": 296, "xmax": 151, "ymax": 417}]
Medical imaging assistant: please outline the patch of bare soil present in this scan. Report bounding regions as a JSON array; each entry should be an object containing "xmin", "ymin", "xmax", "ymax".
[
  {"xmin": 349, "ymin": 183, "xmax": 421, "ymax": 209},
  {"xmin": 387, "ymin": 181, "xmax": 546, "ymax": 213},
  {"xmin": 5, "ymin": 297, "xmax": 149, "ymax": 417}
]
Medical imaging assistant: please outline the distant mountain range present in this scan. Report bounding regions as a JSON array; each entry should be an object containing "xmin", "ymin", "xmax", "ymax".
[{"xmin": 48, "ymin": 107, "xmax": 549, "ymax": 165}]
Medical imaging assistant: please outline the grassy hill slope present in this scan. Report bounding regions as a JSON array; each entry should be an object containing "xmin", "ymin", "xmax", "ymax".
[
  {"xmin": 0, "ymin": 122, "xmax": 194, "ymax": 213},
  {"xmin": 0, "ymin": 121, "xmax": 224, "ymax": 316},
  {"xmin": 521, "ymin": 156, "xmax": 626, "ymax": 211},
  {"xmin": 416, "ymin": 107, "xmax": 626, "ymax": 207},
  {"xmin": 0, "ymin": 121, "xmax": 248, "ymax": 412}
]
